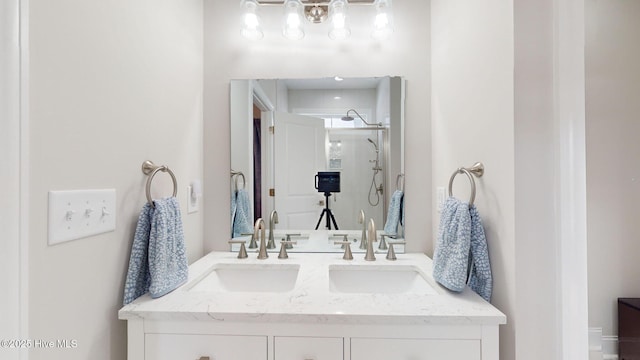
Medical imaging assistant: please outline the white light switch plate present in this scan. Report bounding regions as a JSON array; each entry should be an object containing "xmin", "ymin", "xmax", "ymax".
[
  {"xmin": 187, "ymin": 185, "xmax": 199, "ymax": 214},
  {"xmin": 48, "ymin": 189, "xmax": 116, "ymax": 245},
  {"xmin": 437, "ymin": 187, "xmax": 446, "ymax": 213}
]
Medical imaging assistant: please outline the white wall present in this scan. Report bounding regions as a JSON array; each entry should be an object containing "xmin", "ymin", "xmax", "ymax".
[
  {"xmin": 204, "ymin": 0, "xmax": 431, "ymax": 253},
  {"xmin": 431, "ymin": 1, "xmax": 515, "ymax": 359},
  {"xmin": 513, "ymin": 0, "xmax": 560, "ymax": 358},
  {"xmin": 27, "ymin": 0, "xmax": 203, "ymax": 358},
  {"xmin": 586, "ymin": 0, "xmax": 640, "ymax": 337},
  {"xmin": 433, "ymin": 0, "xmax": 588, "ymax": 359},
  {"xmin": 289, "ymin": 88, "xmax": 377, "ymax": 121}
]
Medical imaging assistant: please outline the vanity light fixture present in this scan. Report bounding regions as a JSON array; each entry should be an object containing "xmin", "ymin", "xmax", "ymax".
[
  {"xmin": 240, "ymin": 0, "xmax": 393, "ymax": 41},
  {"xmin": 328, "ymin": 0, "xmax": 350, "ymax": 40},
  {"xmin": 371, "ymin": 0, "xmax": 393, "ymax": 40},
  {"xmin": 283, "ymin": 0, "xmax": 305, "ymax": 40},
  {"xmin": 341, "ymin": 109, "xmax": 383, "ymax": 127},
  {"xmin": 241, "ymin": 0, "xmax": 264, "ymax": 40}
]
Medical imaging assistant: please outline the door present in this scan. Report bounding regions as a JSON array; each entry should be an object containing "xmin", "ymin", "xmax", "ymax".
[{"xmin": 272, "ymin": 111, "xmax": 326, "ymax": 229}]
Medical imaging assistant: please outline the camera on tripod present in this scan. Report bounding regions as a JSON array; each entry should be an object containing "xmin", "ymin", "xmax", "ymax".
[
  {"xmin": 314, "ymin": 172, "xmax": 341, "ymax": 230},
  {"xmin": 314, "ymin": 171, "xmax": 341, "ymax": 194}
]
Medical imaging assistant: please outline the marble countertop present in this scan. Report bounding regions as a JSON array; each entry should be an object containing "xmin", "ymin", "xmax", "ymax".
[{"xmin": 118, "ymin": 252, "xmax": 506, "ymax": 326}]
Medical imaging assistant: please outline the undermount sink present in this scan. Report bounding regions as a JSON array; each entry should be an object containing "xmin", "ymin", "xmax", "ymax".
[
  {"xmin": 328, "ymin": 265, "xmax": 439, "ymax": 295},
  {"xmin": 188, "ymin": 263, "xmax": 300, "ymax": 293}
]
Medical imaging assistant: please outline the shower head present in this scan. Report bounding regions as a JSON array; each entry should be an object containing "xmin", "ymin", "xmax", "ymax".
[
  {"xmin": 341, "ymin": 109, "xmax": 383, "ymax": 127},
  {"xmin": 367, "ymin": 138, "xmax": 379, "ymax": 152}
]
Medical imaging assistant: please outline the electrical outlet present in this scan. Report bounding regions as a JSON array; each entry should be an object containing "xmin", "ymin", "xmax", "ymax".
[{"xmin": 48, "ymin": 189, "xmax": 116, "ymax": 245}]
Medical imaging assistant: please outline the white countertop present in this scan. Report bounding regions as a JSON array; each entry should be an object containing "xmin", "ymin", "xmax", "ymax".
[{"xmin": 118, "ymin": 252, "xmax": 506, "ymax": 326}]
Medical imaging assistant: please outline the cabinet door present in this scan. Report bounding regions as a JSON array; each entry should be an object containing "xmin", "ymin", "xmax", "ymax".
[
  {"xmin": 274, "ymin": 336, "xmax": 343, "ymax": 360},
  {"xmin": 351, "ymin": 338, "xmax": 480, "ymax": 360},
  {"xmin": 146, "ymin": 334, "xmax": 267, "ymax": 360}
]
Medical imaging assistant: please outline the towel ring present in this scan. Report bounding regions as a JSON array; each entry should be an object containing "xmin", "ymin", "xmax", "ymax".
[
  {"xmin": 448, "ymin": 162, "xmax": 484, "ymax": 206},
  {"xmin": 142, "ymin": 160, "xmax": 177, "ymax": 207},
  {"xmin": 231, "ymin": 170, "xmax": 246, "ymax": 191},
  {"xmin": 396, "ymin": 173, "xmax": 405, "ymax": 192}
]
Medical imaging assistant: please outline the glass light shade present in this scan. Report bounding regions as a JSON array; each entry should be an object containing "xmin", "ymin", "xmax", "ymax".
[
  {"xmin": 282, "ymin": 0, "xmax": 305, "ymax": 40},
  {"xmin": 371, "ymin": 0, "xmax": 393, "ymax": 40},
  {"xmin": 241, "ymin": 0, "xmax": 264, "ymax": 40},
  {"xmin": 328, "ymin": 0, "xmax": 351, "ymax": 40}
]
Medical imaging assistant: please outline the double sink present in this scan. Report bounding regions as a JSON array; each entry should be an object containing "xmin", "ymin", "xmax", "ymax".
[{"xmin": 187, "ymin": 262, "xmax": 438, "ymax": 295}]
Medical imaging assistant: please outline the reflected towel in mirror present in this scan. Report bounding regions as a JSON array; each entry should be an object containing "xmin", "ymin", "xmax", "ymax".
[
  {"xmin": 384, "ymin": 189, "xmax": 404, "ymax": 236},
  {"xmin": 232, "ymin": 189, "xmax": 253, "ymax": 238}
]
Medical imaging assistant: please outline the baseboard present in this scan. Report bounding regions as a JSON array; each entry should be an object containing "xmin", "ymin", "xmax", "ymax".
[
  {"xmin": 590, "ymin": 327, "xmax": 619, "ymax": 360},
  {"xmin": 602, "ymin": 335, "xmax": 618, "ymax": 359}
]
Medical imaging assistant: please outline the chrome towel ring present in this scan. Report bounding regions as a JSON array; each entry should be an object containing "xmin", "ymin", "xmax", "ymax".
[
  {"xmin": 448, "ymin": 162, "xmax": 484, "ymax": 206},
  {"xmin": 230, "ymin": 170, "xmax": 246, "ymax": 191},
  {"xmin": 142, "ymin": 160, "xmax": 177, "ymax": 207},
  {"xmin": 396, "ymin": 173, "xmax": 405, "ymax": 192}
]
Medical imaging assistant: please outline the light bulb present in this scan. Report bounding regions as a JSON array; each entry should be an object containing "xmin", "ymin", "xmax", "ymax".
[
  {"xmin": 371, "ymin": 0, "xmax": 393, "ymax": 40},
  {"xmin": 282, "ymin": 0, "xmax": 304, "ymax": 40},
  {"xmin": 241, "ymin": 0, "xmax": 263, "ymax": 40},
  {"xmin": 329, "ymin": 0, "xmax": 350, "ymax": 40}
]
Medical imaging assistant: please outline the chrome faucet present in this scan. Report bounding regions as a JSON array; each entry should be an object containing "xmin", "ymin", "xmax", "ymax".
[
  {"xmin": 255, "ymin": 218, "xmax": 268, "ymax": 259},
  {"xmin": 358, "ymin": 209, "xmax": 367, "ymax": 250},
  {"xmin": 365, "ymin": 218, "xmax": 378, "ymax": 261},
  {"xmin": 268, "ymin": 210, "xmax": 278, "ymax": 249}
]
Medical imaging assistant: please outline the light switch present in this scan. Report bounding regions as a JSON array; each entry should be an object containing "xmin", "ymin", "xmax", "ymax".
[
  {"xmin": 48, "ymin": 189, "xmax": 116, "ymax": 245},
  {"xmin": 437, "ymin": 187, "xmax": 446, "ymax": 213}
]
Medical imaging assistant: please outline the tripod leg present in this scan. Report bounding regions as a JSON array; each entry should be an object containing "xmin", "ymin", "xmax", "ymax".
[
  {"xmin": 329, "ymin": 210, "xmax": 339, "ymax": 230},
  {"xmin": 326, "ymin": 207, "xmax": 332, "ymax": 229},
  {"xmin": 315, "ymin": 209, "xmax": 327, "ymax": 230}
]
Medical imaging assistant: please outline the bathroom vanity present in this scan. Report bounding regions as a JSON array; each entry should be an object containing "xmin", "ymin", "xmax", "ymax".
[{"xmin": 119, "ymin": 252, "xmax": 505, "ymax": 360}]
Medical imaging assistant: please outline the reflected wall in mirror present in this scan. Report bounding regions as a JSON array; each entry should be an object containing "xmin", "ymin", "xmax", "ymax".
[{"xmin": 230, "ymin": 76, "xmax": 405, "ymax": 240}]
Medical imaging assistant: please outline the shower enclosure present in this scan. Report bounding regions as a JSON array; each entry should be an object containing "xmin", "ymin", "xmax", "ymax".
[{"xmin": 326, "ymin": 128, "xmax": 387, "ymax": 229}]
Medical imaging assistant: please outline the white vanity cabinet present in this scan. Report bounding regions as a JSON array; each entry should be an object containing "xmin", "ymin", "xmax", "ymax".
[
  {"xmin": 350, "ymin": 338, "xmax": 480, "ymax": 360},
  {"xmin": 274, "ymin": 336, "xmax": 343, "ymax": 360},
  {"xmin": 119, "ymin": 253, "xmax": 506, "ymax": 360},
  {"xmin": 144, "ymin": 334, "xmax": 267, "ymax": 360},
  {"xmin": 124, "ymin": 320, "xmax": 499, "ymax": 360}
]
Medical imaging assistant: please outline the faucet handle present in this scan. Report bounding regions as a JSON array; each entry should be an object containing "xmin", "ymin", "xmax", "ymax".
[
  {"xmin": 385, "ymin": 240, "xmax": 406, "ymax": 261},
  {"xmin": 331, "ymin": 234, "xmax": 349, "ymax": 249},
  {"xmin": 334, "ymin": 241, "xmax": 353, "ymax": 260},
  {"xmin": 278, "ymin": 241, "xmax": 298, "ymax": 259},
  {"xmin": 240, "ymin": 232, "xmax": 258, "ymax": 249},
  {"xmin": 379, "ymin": 234, "xmax": 396, "ymax": 251},
  {"xmin": 228, "ymin": 240, "xmax": 248, "ymax": 259},
  {"xmin": 285, "ymin": 233, "xmax": 301, "ymax": 249}
]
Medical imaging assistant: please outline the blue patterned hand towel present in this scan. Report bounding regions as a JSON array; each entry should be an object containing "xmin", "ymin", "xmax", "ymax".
[
  {"xmin": 384, "ymin": 190, "xmax": 404, "ymax": 235},
  {"xmin": 467, "ymin": 204, "xmax": 492, "ymax": 301},
  {"xmin": 123, "ymin": 197, "xmax": 188, "ymax": 305},
  {"xmin": 433, "ymin": 197, "xmax": 493, "ymax": 302},
  {"xmin": 123, "ymin": 203, "xmax": 153, "ymax": 305},
  {"xmin": 232, "ymin": 189, "xmax": 253, "ymax": 238},
  {"xmin": 231, "ymin": 190, "xmax": 238, "ymax": 233},
  {"xmin": 433, "ymin": 197, "xmax": 472, "ymax": 293},
  {"xmin": 148, "ymin": 197, "xmax": 188, "ymax": 298}
]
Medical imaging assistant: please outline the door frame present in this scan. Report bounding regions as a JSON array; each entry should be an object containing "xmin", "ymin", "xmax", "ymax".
[{"xmin": 1, "ymin": 0, "xmax": 29, "ymax": 358}]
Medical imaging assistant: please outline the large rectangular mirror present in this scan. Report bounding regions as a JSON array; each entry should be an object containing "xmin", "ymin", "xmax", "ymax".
[{"xmin": 230, "ymin": 76, "xmax": 405, "ymax": 253}]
